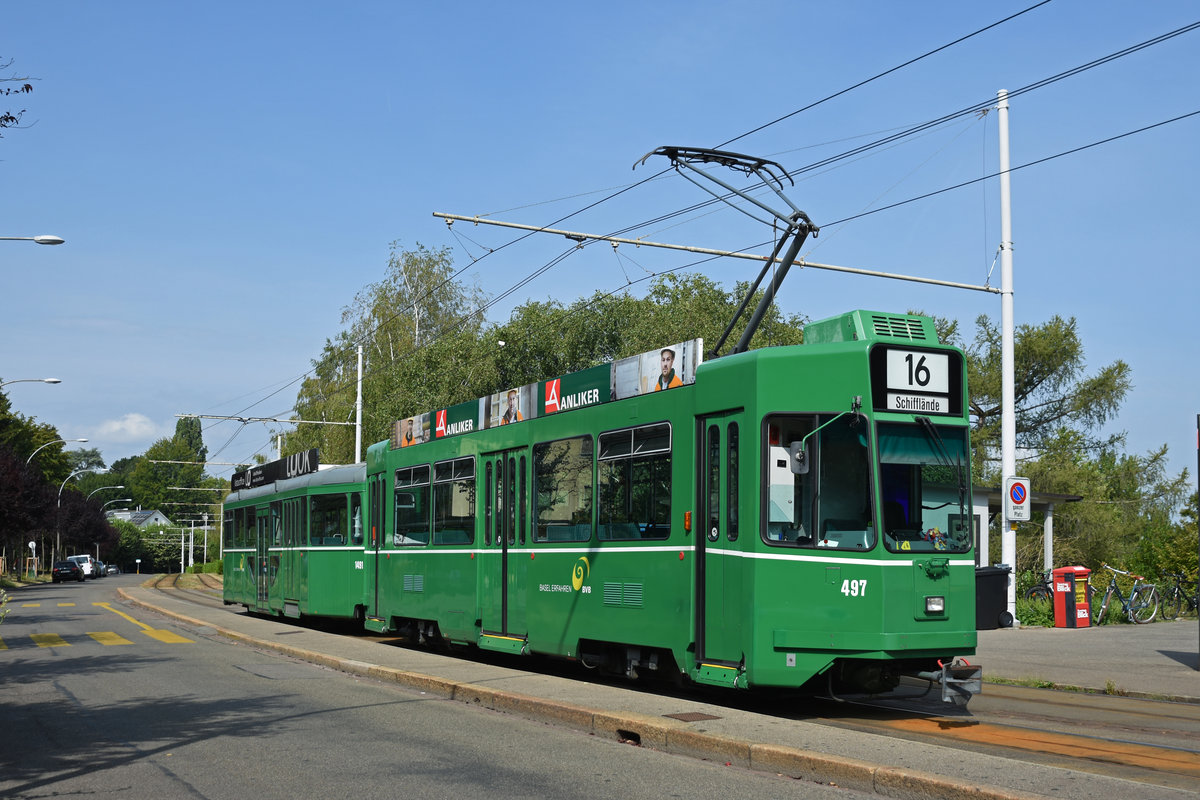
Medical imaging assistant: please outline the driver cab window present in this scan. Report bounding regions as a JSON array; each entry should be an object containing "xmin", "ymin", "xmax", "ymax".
[{"xmin": 763, "ymin": 414, "xmax": 873, "ymax": 550}]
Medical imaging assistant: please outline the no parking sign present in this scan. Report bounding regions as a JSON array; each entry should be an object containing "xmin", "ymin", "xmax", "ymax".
[{"xmin": 1005, "ymin": 476, "xmax": 1031, "ymax": 521}]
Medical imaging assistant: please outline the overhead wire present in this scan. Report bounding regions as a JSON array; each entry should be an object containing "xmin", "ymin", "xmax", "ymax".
[
  {"xmin": 200, "ymin": 5, "xmax": 1194, "ymax": 464},
  {"xmin": 207, "ymin": 6, "xmax": 1117, "ymax": 441}
]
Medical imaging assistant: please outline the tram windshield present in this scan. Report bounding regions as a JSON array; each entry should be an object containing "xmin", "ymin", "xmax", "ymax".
[
  {"xmin": 763, "ymin": 413, "xmax": 873, "ymax": 550},
  {"xmin": 877, "ymin": 420, "xmax": 972, "ymax": 554}
]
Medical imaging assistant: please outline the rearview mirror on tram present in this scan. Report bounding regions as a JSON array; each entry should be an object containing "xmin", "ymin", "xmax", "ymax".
[{"xmin": 786, "ymin": 441, "xmax": 810, "ymax": 475}]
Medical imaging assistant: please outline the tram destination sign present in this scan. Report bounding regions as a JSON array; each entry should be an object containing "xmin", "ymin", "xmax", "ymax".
[
  {"xmin": 869, "ymin": 346, "xmax": 963, "ymax": 416},
  {"xmin": 231, "ymin": 448, "xmax": 319, "ymax": 491}
]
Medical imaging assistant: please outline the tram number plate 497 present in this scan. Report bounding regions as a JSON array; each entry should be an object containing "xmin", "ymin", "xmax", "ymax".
[{"xmin": 841, "ymin": 579, "xmax": 867, "ymax": 597}]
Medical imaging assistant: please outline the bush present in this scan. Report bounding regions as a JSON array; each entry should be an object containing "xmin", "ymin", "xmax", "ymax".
[{"xmin": 1016, "ymin": 596, "xmax": 1054, "ymax": 627}]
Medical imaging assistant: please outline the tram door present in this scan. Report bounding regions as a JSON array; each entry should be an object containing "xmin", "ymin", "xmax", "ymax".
[
  {"xmin": 366, "ymin": 472, "xmax": 386, "ymax": 621},
  {"xmin": 281, "ymin": 499, "xmax": 302, "ymax": 617},
  {"xmin": 480, "ymin": 448, "xmax": 528, "ymax": 640},
  {"xmin": 254, "ymin": 504, "xmax": 273, "ymax": 613},
  {"xmin": 696, "ymin": 411, "xmax": 745, "ymax": 666}
]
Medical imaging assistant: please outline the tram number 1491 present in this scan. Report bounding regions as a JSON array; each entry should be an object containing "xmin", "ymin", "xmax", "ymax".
[{"xmin": 841, "ymin": 579, "xmax": 867, "ymax": 597}]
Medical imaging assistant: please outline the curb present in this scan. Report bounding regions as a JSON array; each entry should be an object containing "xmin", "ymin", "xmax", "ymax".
[{"xmin": 120, "ymin": 589, "xmax": 1051, "ymax": 800}]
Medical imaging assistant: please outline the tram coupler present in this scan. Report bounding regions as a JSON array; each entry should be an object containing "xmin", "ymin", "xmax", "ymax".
[{"xmin": 916, "ymin": 659, "xmax": 982, "ymax": 706}]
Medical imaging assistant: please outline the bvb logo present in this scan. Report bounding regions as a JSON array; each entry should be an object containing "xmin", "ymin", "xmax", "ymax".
[{"xmin": 571, "ymin": 556, "xmax": 590, "ymax": 591}]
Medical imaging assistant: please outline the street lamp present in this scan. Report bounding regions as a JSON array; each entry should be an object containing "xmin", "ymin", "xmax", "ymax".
[
  {"xmin": 26, "ymin": 438, "xmax": 89, "ymax": 464},
  {"xmin": 0, "ymin": 235, "xmax": 65, "ymax": 245},
  {"xmin": 87, "ymin": 484, "xmax": 125, "ymax": 500},
  {"xmin": 101, "ymin": 498, "xmax": 132, "ymax": 510},
  {"xmin": 56, "ymin": 468, "xmax": 97, "ymax": 564},
  {"xmin": 1, "ymin": 377, "xmax": 62, "ymax": 388}
]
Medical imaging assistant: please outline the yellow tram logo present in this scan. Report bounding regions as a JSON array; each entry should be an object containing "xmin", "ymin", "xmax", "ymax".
[{"xmin": 571, "ymin": 556, "xmax": 590, "ymax": 592}]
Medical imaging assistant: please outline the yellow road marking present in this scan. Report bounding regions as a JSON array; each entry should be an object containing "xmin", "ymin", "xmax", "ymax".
[
  {"xmin": 30, "ymin": 633, "xmax": 69, "ymax": 648},
  {"xmin": 58, "ymin": 603, "xmax": 76, "ymax": 607},
  {"xmin": 93, "ymin": 601, "xmax": 154, "ymax": 630},
  {"xmin": 88, "ymin": 631, "xmax": 134, "ymax": 646},
  {"xmin": 22, "ymin": 603, "xmax": 40, "ymax": 608},
  {"xmin": 0, "ymin": 636, "xmax": 7, "ymax": 650},
  {"xmin": 94, "ymin": 602, "xmax": 193, "ymax": 643}
]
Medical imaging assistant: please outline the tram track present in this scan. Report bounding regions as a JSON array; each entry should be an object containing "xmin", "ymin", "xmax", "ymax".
[
  {"xmin": 809, "ymin": 686, "xmax": 1200, "ymax": 792},
  {"xmin": 149, "ymin": 582, "xmax": 1199, "ymax": 793}
]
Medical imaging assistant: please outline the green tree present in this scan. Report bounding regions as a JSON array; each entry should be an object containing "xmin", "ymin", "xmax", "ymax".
[
  {"xmin": 1011, "ymin": 428, "xmax": 1191, "ymax": 576},
  {"xmin": 174, "ymin": 417, "xmax": 207, "ymax": 464},
  {"xmin": 954, "ymin": 314, "xmax": 1131, "ymax": 483},
  {"xmin": 288, "ymin": 242, "xmax": 488, "ymax": 464},
  {"xmin": 130, "ymin": 437, "xmax": 202, "ymax": 514},
  {"xmin": 66, "ymin": 448, "xmax": 107, "ymax": 473}
]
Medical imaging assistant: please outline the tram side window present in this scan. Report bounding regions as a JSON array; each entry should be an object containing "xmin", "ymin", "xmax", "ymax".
[
  {"xmin": 244, "ymin": 508, "xmax": 256, "ymax": 548},
  {"xmin": 351, "ymin": 493, "xmax": 364, "ymax": 545},
  {"xmin": 394, "ymin": 465, "xmax": 431, "ymax": 546},
  {"xmin": 224, "ymin": 511, "xmax": 234, "ymax": 548},
  {"xmin": 598, "ymin": 422, "xmax": 671, "ymax": 540},
  {"xmin": 433, "ymin": 457, "xmax": 475, "ymax": 545},
  {"xmin": 533, "ymin": 436, "xmax": 593, "ymax": 542},
  {"xmin": 763, "ymin": 414, "xmax": 874, "ymax": 550},
  {"xmin": 310, "ymin": 494, "xmax": 349, "ymax": 546}
]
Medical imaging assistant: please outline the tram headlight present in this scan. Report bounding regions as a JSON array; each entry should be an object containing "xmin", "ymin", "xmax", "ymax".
[{"xmin": 925, "ymin": 596, "xmax": 946, "ymax": 614}]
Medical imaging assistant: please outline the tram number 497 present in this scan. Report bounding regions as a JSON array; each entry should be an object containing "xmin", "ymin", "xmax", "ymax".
[{"xmin": 841, "ymin": 579, "xmax": 867, "ymax": 597}]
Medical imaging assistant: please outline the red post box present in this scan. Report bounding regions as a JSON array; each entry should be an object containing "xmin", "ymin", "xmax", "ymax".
[{"xmin": 1051, "ymin": 566, "xmax": 1091, "ymax": 628}]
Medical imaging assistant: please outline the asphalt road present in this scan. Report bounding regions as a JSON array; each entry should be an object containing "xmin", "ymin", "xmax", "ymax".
[{"xmin": 0, "ymin": 576, "xmax": 872, "ymax": 799}]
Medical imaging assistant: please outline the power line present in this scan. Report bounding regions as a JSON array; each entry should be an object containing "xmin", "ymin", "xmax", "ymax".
[{"xmin": 825, "ymin": 108, "xmax": 1200, "ymax": 227}]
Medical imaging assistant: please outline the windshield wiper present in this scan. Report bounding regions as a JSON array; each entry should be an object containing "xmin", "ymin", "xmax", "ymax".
[{"xmin": 915, "ymin": 415, "xmax": 967, "ymax": 508}]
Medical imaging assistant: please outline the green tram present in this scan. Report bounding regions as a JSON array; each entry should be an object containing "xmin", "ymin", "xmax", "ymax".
[
  {"xmin": 224, "ymin": 309, "xmax": 981, "ymax": 701},
  {"xmin": 223, "ymin": 458, "xmax": 365, "ymax": 620}
]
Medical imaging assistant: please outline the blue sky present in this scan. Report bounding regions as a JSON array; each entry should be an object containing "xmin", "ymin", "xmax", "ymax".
[{"xmin": 3, "ymin": 1, "xmax": 1197, "ymax": 487}]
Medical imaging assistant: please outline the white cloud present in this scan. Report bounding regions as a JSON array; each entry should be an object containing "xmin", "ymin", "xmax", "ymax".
[{"xmin": 94, "ymin": 413, "xmax": 162, "ymax": 442}]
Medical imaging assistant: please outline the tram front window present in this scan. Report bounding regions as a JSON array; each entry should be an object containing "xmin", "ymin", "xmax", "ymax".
[
  {"xmin": 763, "ymin": 414, "xmax": 873, "ymax": 550},
  {"xmin": 878, "ymin": 421, "xmax": 971, "ymax": 554}
]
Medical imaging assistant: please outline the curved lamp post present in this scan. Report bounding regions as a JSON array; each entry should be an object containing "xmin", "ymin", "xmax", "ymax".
[
  {"xmin": 26, "ymin": 438, "xmax": 89, "ymax": 464},
  {"xmin": 87, "ymin": 484, "xmax": 125, "ymax": 500},
  {"xmin": 101, "ymin": 498, "xmax": 133, "ymax": 512},
  {"xmin": 56, "ymin": 468, "xmax": 97, "ymax": 564},
  {"xmin": 0, "ymin": 235, "xmax": 65, "ymax": 245},
  {"xmin": 1, "ymin": 377, "xmax": 62, "ymax": 389}
]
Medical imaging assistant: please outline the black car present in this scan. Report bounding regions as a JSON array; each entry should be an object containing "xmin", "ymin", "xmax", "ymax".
[{"xmin": 52, "ymin": 561, "xmax": 85, "ymax": 583}]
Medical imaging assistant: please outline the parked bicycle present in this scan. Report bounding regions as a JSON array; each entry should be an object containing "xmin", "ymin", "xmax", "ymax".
[
  {"xmin": 1159, "ymin": 572, "xmax": 1199, "ymax": 620},
  {"xmin": 1023, "ymin": 569, "xmax": 1053, "ymax": 603},
  {"xmin": 1091, "ymin": 564, "xmax": 1159, "ymax": 624}
]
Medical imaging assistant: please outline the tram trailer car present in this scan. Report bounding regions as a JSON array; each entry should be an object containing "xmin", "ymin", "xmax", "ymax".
[
  {"xmin": 224, "ymin": 310, "xmax": 981, "ymax": 703},
  {"xmin": 224, "ymin": 461, "xmax": 366, "ymax": 621}
]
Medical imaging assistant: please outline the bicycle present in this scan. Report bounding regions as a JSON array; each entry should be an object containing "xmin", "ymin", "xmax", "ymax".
[
  {"xmin": 1023, "ymin": 569, "xmax": 1053, "ymax": 603},
  {"xmin": 1159, "ymin": 572, "xmax": 1199, "ymax": 620},
  {"xmin": 1091, "ymin": 564, "xmax": 1159, "ymax": 624}
]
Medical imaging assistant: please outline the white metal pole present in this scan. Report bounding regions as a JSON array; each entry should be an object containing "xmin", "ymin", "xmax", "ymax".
[
  {"xmin": 188, "ymin": 521, "xmax": 195, "ymax": 570},
  {"xmin": 1043, "ymin": 504, "xmax": 1055, "ymax": 573},
  {"xmin": 998, "ymin": 89, "xmax": 1018, "ymax": 621},
  {"xmin": 355, "ymin": 344, "xmax": 363, "ymax": 463}
]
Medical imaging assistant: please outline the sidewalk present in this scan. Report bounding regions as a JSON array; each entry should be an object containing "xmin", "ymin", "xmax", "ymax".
[
  {"xmin": 120, "ymin": 586, "xmax": 1199, "ymax": 800},
  {"xmin": 976, "ymin": 621, "xmax": 1199, "ymax": 702}
]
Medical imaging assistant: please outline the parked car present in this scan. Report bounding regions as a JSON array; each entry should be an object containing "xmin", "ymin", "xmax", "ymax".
[
  {"xmin": 106, "ymin": 564, "xmax": 120, "ymax": 575},
  {"xmin": 94, "ymin": 561, "xmax": 107, "ymax": 578},
  {"xmin": 67, "ymin": 554, "xmax": 97, "ymax": 579},
  {"xmin": 52, "ymin": 560, "xmax": 85, "ymax": 583}
]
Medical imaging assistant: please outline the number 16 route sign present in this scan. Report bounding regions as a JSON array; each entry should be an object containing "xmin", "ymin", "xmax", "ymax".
[{"xmin": 1005, "ymin": 477, "xmax": 1031, "ymax": 521}]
